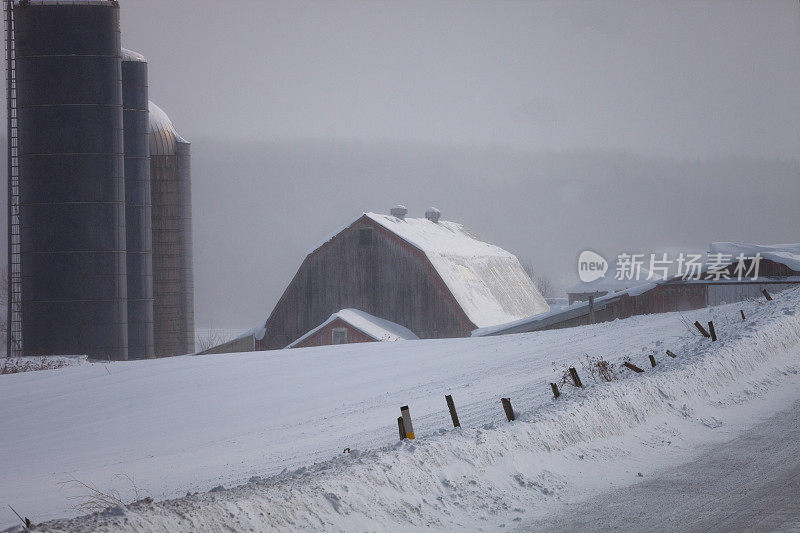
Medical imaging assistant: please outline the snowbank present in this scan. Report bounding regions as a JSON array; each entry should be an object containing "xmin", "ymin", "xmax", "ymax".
[{"xmin": 3, "ymin": 289, "xmax": 799, "ymax": 531}]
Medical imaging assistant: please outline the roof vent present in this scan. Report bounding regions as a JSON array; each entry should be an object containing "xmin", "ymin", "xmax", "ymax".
[
  {"xmin": 425, "ymin": 207, "xmax": 441, "ymax": 223},
  {"xmin": 390, "ymin": 205, "xmax": 408, "ymax": 219}
]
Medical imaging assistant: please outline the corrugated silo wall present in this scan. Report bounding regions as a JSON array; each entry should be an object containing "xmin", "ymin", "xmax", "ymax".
[
  {"xmin": 177, "ymin": 140, "xmax": 195, "ymax": 353},
  {"xmin": 122, "ymin": 53, "xmax": 154, "ymax": 359},
  {"xmin": 14, "ymin": 2, "xmax": 128, "ymax": 359},
  {"xmin": 151, "ymin": 133, "xmax": 194, "ymax": 356}
]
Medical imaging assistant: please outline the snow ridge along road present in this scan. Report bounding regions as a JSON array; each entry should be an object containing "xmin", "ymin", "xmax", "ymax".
[{"xmin": 2, "ymin": 289, "xmax": 799, "ymax": 531}]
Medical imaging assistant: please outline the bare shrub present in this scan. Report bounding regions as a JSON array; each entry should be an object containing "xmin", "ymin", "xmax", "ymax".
[
  {"xmin": 534, "ymin": 275, "xmax": 555, "ymax": 299},
  {"xmin": 580, "ymin": 354, "xmax": 618, "ymax": 382},
  {"xmin": 1, "ymin": 357, "xmax": 73, "ymax": 375},
  {"xmin": 195, "ymin": 329, "xmax": 236, "ymax": 353},
  {"xmin": 59, "ymin": 474, "xmax": 149, "ymax": 514},
  {"xmin": 521, "ymin": 261, "xmax": 556, "ymax": 298},
  {"xmin": 552, "ymin": 362, "xmax": 576, "ymax": 387}
]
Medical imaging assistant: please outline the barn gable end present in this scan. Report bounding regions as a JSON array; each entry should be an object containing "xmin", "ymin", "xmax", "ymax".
[{"xmin": 258, "ymin": 215, "xmax": 475, "ymax": 350}]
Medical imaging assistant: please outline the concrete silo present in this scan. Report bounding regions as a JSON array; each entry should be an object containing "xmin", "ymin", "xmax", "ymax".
[
  {"xmin": 122, "ymin": 48, "xmax": 154, "ymax": 359},
  {"xmin": 149, "ymin": 101, "xmax": 194, "ymax": 356},
  {"xmin": 10, "ymin": 0, "xmax": 128, "ymax": 359}
]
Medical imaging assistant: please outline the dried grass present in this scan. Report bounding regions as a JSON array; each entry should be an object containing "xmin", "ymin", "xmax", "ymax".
[
  {"xmin": 58, "ymin": 474, "xmax": 149, "ymax": 514},
  {"xmin": 1, "ymin": 357, "xmax": 72, "ymax": 375}
]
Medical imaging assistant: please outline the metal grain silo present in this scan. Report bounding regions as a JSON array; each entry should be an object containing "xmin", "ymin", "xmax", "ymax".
[
  {"xmin": 122, "ymin": 48, "xmax": 154, "ymax": 359},
  {"xmin": 12, "ymin": 0, "xmax": 128, "ymax": 359},
  {"xmin": 149, "ymin": 101, "xmax": 194, "ymax": 356}
]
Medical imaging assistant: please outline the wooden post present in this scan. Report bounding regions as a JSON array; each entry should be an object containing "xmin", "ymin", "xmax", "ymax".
[
  {"xmin": 550, "ymin": 382, "xmax": 560, "ymax": 399},
  {"xmin": 501, "ymin": 397, "xmax": 515, "ymax": 421},
  {"xmin": 694, "ymin": 321, "xmax": 710, "ymax": 338},
  {"xmin": 622, "ymin": 361, "xmax": 644, "ymax": 373},
  {"xmin": 445, "ymin": 394, "xmax": 460, "ymax": 428},
  {"xmin": 665, "ymin": 350, "xmax": 678, "ymax": 358},
  {"xmin": 397, "ymin": 416, "xmax": 405, "ymax": 440},
  {"xmin": 569, "ymin": 367, "xmax": 583, "ymax": 388},
  {"xmin": 400, "ymin": 405, "xmax": 415, "ymax": 439},
  {"xmin": 649, "ymin": 354, "xmax": 656, "ymax": 367},
  {"xmin": 762, "ymin": 289, "xmax": 773, "ymax": 301},
  {"xmin": 7, "ymin": 505, "xmax": 30, "ymax": 530},
  {"xmin": 589, "ymin": 295, "xmax": 595, "ymax": 325},
  {"xmin": 708, "ymin": 321, "xmax": 717, "ymax": 342},
  {"xmin": 740, "ymin": 309, "xmax": 745, "ymax": 321}
]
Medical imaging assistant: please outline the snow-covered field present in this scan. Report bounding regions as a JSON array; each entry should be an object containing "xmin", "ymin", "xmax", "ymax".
[{"xmin": 1, "ymin": 289, "xmax": 799, "ymax": 531}]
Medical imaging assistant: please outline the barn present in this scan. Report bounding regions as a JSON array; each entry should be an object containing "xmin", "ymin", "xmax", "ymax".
[
  {"xmin": 286, "ymin": 308, "xmax": 418, "ymax": 349},
  {"xmin": 256, "ymin": 206, "xmax": 549, "ymax": 350},
  {"xmin": 567, "ymin": 262, "xmax": 662, "ymax": 304},
  {"xmin": 476, "ymin": 242, "xmax": 800, "ymax": 337}
]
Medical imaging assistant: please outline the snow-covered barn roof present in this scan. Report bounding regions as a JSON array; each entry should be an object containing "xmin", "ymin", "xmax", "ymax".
[
  {"xmin": 567, "ymin": 263, "xmax": 662, "ymax": 296},
  {"xmin": 360, "ymin": 212, "xmax": 549, "ymax": 328},
  {"xmin": 474, "ymin": 281, "xmax": 659, "ymax": 337},
  {"xmin": 286, "ymin": 308, "xmax": 419, "ymax": 348},
  {"xmin": 709, "ymin": 242, "xmax": 800, "ymax": 272}
]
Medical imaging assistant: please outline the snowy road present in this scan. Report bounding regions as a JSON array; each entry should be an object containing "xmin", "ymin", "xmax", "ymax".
[{"xmin": 522, "ymin": 400, "xmax": 800, "ymax": 533}]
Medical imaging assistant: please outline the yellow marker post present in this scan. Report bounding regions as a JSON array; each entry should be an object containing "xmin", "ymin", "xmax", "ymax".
[{"xmin": 400, "ymin": 405, "xmax": 415, "ymax": 439}]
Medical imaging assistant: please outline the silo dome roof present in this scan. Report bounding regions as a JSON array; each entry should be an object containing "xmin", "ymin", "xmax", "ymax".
[
  {"xmin": 149, "ymin": 101, "xmax": 188, "ymax": 156},
  {"xmin": 121, "ymin": 47, "xmax": 146, "ymax": 62}
]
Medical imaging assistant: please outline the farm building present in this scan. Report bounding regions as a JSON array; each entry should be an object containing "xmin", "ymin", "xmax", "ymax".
[
  {"xmin": 286, "ymin": 308, "xmax": 418, "ymax": 349},
  {"xmin": 196, "ymin": 334, "xmax": 256, "ymax": 356},
  {"xmin": 567, "ymin": 262, "xmax": 662, "ymax": 304},
  {"xmin": 256, "ymin": 206, "xmax": 549, "ymax": 350},
  {"xmin": 477, "ymin": 242, "xmax": 800, "ymax": 337}
]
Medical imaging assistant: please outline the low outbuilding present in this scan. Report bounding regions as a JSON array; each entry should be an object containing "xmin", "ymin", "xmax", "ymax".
[{"xmin": 286, "ymin": 308, "xmax": 419, "ymax": 349}]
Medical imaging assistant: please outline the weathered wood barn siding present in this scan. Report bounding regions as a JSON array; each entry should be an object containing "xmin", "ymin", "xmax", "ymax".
[
  {"xmin": 689, "ymin": 258, "xmax": 799, "ymax": 307},
  {"xmin": 258, "ymin": 216, "xmax": 474, "ymax": 350},
  {"xmin": 534, "ymin": 284, "xmax": 708, "ymax": 332},
  {"xmin": 706, "ymin": 282, "xmax": 798, "ymax": 306},
  {"xmin": 289, "ymin": 318, "xmax": 375, "ymax": 349}
]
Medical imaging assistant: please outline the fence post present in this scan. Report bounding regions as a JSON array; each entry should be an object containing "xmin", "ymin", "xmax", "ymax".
[
  {"xmin": 622, "ymin": 361, "xmax": 644, "ymax": 373},
  {"xmin": 762, "ymin": 289, "xmax": 773, "ymax": 301},
  {"xmin": 569, "ymin": 367, "xmax": 583, "ymax": 388},
  {"xmin": 445, "ymin": 394, "xmax": 460, "ymax": 428},
  {"xmin": 589, "ymin": 295, "xmax": 595, "ymax": 324},
  {"xmin": 501, "ymin": 397, "xmax": 515, "ymax": 421},
  {"xmin": 397, "ymin": 416, "xmax": 405, "ymax": 440},
  {"xmin": 694, "ymin": 321, "xmax": 710, "ymax": 338},
  {"xmin": 740, "ymin": 309, "xmax": 745, "ymax": 321},
  {"xmin": 649, "ymin": 354, "xmax": 656, "ymax": 367},
  {"xmin": 708, "ymin": 321, "xmax": 717, "ymax": 342},
  {"xmin": 400, "ymin": 405, "xmax": 415, "ymax": 439},
  {"xmin": 665, "ymin": 350, "xmax": 677, "ymax": 358},
  {"xmin": 550, "ymin": 382, "xmax": 560, "ymax": 399}
]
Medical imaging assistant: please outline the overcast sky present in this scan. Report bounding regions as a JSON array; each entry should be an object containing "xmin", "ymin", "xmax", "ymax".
[
  {"xmin": 121, "ymin": 0, "xmax": 800, "ymax": 159},
  {"xmin": 100, "ymin": 1, "xmax": 800, "ymax": 330}
]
